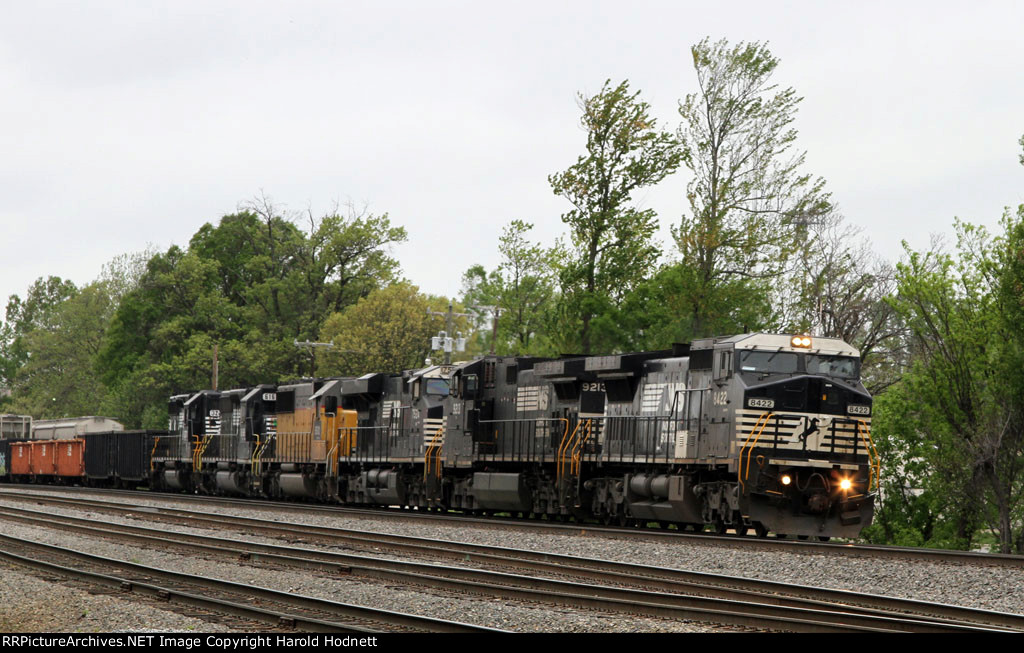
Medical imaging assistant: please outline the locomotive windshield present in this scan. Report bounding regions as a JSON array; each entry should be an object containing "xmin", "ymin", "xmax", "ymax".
[
  {"xmin": 806, "ymin": 354, "xmax": 860, "ymax": 379},
  {"xmin": 738, "ymin": 350, "xmax": 799, "ymax": 374},
  {"xmin": 424, "ymin": 378, "xmax": 450, "ymax": 396}
]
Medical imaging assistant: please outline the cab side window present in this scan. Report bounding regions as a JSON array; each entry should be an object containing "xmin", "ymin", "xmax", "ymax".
[{"xmin": 715, "ymin": 350, "xmax": 733, "ymax": 381}]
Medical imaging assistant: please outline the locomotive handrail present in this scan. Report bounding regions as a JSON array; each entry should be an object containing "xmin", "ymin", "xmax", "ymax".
[
  {"xmin": 324, "ymin": 411, "xmax": 337, "ymax": 474},
  {"xmin": 856, "ymin": 419, "xmax": 881, "ymax": 492},
  {"xmin": 340, "ymin": 423, "xmax": 397, "ymax": 462},
  {"xmin": 191, "ymin": 435, "xmax": 206, "ymax": 470},
  {"xmin": 336, "ymin": 418, "xmax": 358, "ymax": 460},
  {"xmin": 557, "ymin": 420, "xmax": 586, "ymax": 482},
  {"xmin": 249, "ymin": 434, "xmax": 260, "ymax": 476},
  {"xmin": 476, "ymin": 417, "xmax": 571, "ymax": 424},
  {"xmin": 434, "ymin": 427, "xmax": 444, "ymax": 479},
  {"xmin": 739, "ymin": 412, "xmax": 775, "ymax": 493},
  {"xmin": 251, "ymin": 432, "xmax": 276, "ymax": 478},
  {"xmin": 199, "ymin": 434, "xmax": 214, "ymax": 466},
  {"xmin": 149, "ymin": 437, "xmax": 161, "ymax": 473},
  {"xmin": 326, "ymin": 441, "xmax": 338, "ymax": 476},
  {"xmin": 423, "ymin": 426, "xmax": 445, "ymax": 481},
  {"xmin": 472, "ymin": 417, "xmax": 568, "ymax": 462},
  {"xmin": 570, "ymin": 419, "xmax": 593, "ymax": 476}
]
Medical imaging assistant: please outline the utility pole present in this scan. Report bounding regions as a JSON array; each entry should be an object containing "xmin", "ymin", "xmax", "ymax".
[
  {"xmin": 293, "ymin": 340, "xmax": 335, "ymax": 378},
  {"xmin": 212, "ymin": 344, "xmax": 219, "ymax": 390},
  {"xmin": 426, "ymin": 302, "xmax": 471, "ymax": 365}
]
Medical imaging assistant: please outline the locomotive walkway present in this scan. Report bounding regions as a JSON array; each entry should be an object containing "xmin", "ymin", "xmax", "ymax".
[{"xmin": 0, "ymin": 488, "xmax": 1020, "ymax": 633}]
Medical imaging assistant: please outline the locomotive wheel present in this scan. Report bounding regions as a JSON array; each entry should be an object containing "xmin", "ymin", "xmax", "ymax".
[
  {"xmin": 714, "ymin": 521, "xmax": 728, "ymax": 535},
  {"xmin": 754, "ymin": 523, "xmax": 769, "ymax": 538},
  {"xmin": 818, "ymin": 536, "xmax": 831, "ymax": 542}
]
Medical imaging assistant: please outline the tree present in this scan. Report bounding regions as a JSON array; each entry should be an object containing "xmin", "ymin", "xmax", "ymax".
[
  {"xmin": 96, "ymin": 246, "xmax": 244, "ymax": 427},
  {"xmin": 881, "ymin": 211, "xmax": 1024, "ymax": 553},
  {"xmin": 9, "ymin": 283, "xmax": 115, "ymax": 418},
  {"xmin": 100, "ymin": 248, "xmax": 159, "ymax": 304},
  {"xmin": 784, "ymin": 211, "xmax": 907, "ymax": 394},
  {"xmin": 675, "ymin": 38, "xmax": 830, "ymax": 336},
  {"xmin": 0, "ymin": 276, "xmax": 78, "ymax": 389},
  {"xmin": 606, "ymin": 262, "xmax": 774, "ymax": 352},
  {"xmin": 319, "ymin": 283, "xmax": 470, "ymax": 375},
  {"xmin": 97, "ymin": 197, "xmax": 407, "ymax": 426},
  {"xmin": 296, "ymin": 202, "xmax": 407, "ymax": 327},
  {"xmin": 988, "ymin": 205, "xmax": 1024, "ymax": 552},
  {"xmin": 550, "ymin": 79, "xmax": 682, "ymax": 353},
  {"xmin": 860, "ymin": 380, "xmax": 969, "ymax": 548},
  {"xmin": 461, "ymin": 220, "xmax": 558, "ymax": 355},
  {"xmin": 189, "ymin": 196, "xmax": 406, "ymax": 351}
]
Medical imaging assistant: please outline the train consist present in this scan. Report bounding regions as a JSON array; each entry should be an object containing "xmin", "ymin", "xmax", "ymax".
[{"xmin": 0, "ymin": 333, "xmax": 879, "ymax": 538}]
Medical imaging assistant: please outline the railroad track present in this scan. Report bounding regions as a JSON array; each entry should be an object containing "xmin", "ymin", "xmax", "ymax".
[
  {"xmin": 0, "ymin": 498, "xmax": 1019, "ymax": 633},
  {"xmin": 2, "ymin": 484, "xmax": 1022, "ymax": 568},
  {"xmin": 0, "ymin": 528, "xmax": 501, "ymax": 633}
]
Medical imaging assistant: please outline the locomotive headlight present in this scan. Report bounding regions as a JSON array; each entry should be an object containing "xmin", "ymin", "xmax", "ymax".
[
  {"xmin": 780, "ymin": 474, "xmax": 792, "ymax": 486},
  {"xmin": 839, "ymin": 478, "xmax": 852, "ymax": 491}
]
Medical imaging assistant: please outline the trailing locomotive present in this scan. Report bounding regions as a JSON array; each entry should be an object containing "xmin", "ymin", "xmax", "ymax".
[{"xmin": 0, "ymin": 332, "xmax": 878, "ymax": 539}]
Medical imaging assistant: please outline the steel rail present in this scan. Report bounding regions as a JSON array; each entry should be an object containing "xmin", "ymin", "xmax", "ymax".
[
  {"xmin": 0, "ymin": 544, "xmax": 368, "ymax": 633},
  {"xmin": 0, "ymin": 499, "xmax": 1020, "ymax": 633},
  {"xmin": 0, "ymin": 506, "xmax": 982, "ymax": 634},
  {"xmin": 3, "ymin": 484, "xmax": 1023, "ymax": 567},
  {"xmin": 0, "ymin": 532, "xmax": 501, "ymax": 634}
]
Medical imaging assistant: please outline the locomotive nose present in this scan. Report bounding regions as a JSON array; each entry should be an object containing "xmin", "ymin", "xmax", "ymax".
[{"xmin": 807, "ymin": 491, "xmax": 829, "ymax": 513}]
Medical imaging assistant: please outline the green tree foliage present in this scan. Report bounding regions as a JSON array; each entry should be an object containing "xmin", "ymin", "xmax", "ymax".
[
  {"xmin": 549, "ymin": 79, "xmax": 682, "ymax": 353},
  {"xmin": 611, "ymin": 263, "xmax": 774, "ymax": 352},
  {"xmin": 8, "ymin": 283, "xmax": 115, "ymax": 418},
  {"xmin": 868, "ymin": 210, "xmax": 1024, "ymax": 553},
  {"xmin": 189, "ymin": 199, "xmax": 406, "ymax": 343},
  {"xmin": 461, "ymin": 220, "xmax": 558, "ymax": 355},
  {"xmin": 319, "ymin": 284, "xmax": 470, "ymax": 375},
  {"xmin": 675, "ymin": 38, "xmax": 831, "ymax": 336},
  {"xmin": 0, "ymin": 276, "xmax": 78, "ymax": 390},
  {"xmin": 783, "ymin": 211, "xmax": 906, "ymax": 394},
  {"xmin": 97, "ymin": 201, "xmax": 406, "ymax": 428},
  {"xmin": 860, "ymin": 382, "xmax": 968, "ymax": 548}
]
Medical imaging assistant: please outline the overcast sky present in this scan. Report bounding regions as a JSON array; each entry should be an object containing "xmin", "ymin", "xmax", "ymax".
[{"xmin": 2, "ymin": 1, "xmax": 1023, "ymax": 310}]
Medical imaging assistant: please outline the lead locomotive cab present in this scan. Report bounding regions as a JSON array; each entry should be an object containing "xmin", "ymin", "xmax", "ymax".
[{"xmin": 724, "ymin": 333, "xmax": 879, "ymax": 538}]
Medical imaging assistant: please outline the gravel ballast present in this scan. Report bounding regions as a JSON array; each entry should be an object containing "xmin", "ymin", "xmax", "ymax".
[
  {"xmin": 2, "ymin": 487, "xmax": 1022, "ymax": 630},
  {"xmin": 0, "ymin": 559, "xmax": 230, "ymax": 633},
  {"xmin": 0, "ymin": 504, "xmax": 719, "ymax": 632}
]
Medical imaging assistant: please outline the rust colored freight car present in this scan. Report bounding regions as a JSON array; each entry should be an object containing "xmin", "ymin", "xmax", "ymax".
[
  {"xmin": 10, "ymin": 441, "xmax": 32, "ymax": 476},
  {"xmin": 31, "ymin": 440, "xmax": 58, "ymax": 476},
  {"xmin": 55, "ymin": 438, "xmax": 85, "ymax": 478}
]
